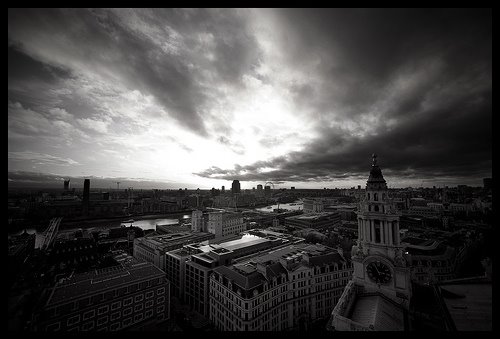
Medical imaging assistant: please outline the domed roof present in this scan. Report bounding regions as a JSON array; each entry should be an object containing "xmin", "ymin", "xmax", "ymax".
[{"xmin": 367, "ymin": 153, "xmax": 386, "ymax": 184}]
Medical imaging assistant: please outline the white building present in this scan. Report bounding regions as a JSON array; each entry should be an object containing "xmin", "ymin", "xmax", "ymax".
[
  {"xmin": 207, "ymin": 211, "xmax": 246, "ymax": 239},
  {"xmin": 209, "ymin": 243, "xmax": 352, "ymax": 331},
  {"xmin": 133, "ymin": 232, "xmax": 214, "ymax": 271},
  {"xmin": 303, "ymin": 198, "xmax": 325, "ymax": 213},
  {"xmin": 172, "ymin": 230, "xmax": 305, "ymax": 317},
  {"xmin": 191, "ymin": 210, "xmax": 205, "ymax": 232}
]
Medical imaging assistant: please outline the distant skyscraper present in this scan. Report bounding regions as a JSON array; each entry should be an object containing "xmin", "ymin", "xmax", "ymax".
[
  {"xmin": 257, "ymin": 184, "xmax": 263, "ymax": 191},
  {"xmin": 83, "ymin": 179, "xmax": 90, "ymax": 201},
  {"xmin": 231, "ymin": 180, "xmax": 241, "ymax": 194},
  {"xmin": 264, "ymin": 185, "xmax": 271, "ymax": 196},
  {"xmin": 221, "ymin": 185, "xmax": 225, "ymax": 194},
  {"xmin": 83, "ymin": 179, "xmax": 90, "ymax": 215},
  {"xmin": 63, "ymin": 179, "xmax": 70, "ymax": 191}
]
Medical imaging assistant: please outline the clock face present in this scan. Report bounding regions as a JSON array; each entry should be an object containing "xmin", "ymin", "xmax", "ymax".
[{"xmin": 366, "ymin": 261, "xmax": 392, "ymax": 284}]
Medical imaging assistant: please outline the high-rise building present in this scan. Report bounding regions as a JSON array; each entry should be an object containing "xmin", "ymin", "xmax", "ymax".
[
  {"xmin": 232, "ymin": 180, "xmax": 241, "ymax": 194},
  {"xmin": 64, "ymin": 179, "xmax": 70, "ymax": 191},
  {"xmin": 83, "ymin": 179, "xmax": 90, "ymax": 201},
  {"xmin": 83, "ymin": 179, "xmax": 90, "ymax": 215},
  {"xmin": 221, "ymin": 186, "xmax": 225, "ymax": 194},
  {"xmin": 329, "ymin": 154, "xmax": 412, "ymax": 331},
  {"xmin": 264, "ymin": 186, "xmax": 271, "ymax": 196}
]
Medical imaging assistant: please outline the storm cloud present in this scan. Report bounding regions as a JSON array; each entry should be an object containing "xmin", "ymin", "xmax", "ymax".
[{"xmin": 8, "ymin": 9, "xmax": 491, "ymax": 188}]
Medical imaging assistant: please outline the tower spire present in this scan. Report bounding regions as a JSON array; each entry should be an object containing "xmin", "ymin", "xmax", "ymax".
[{"xmin": 372, "ymin": 153, "xmax": 378, "ymax": 166}]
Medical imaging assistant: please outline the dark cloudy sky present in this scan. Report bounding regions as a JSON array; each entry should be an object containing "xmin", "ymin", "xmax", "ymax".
[{"xmin": 8, "ymin": 8, "xmax": 491, "ymax": 189}]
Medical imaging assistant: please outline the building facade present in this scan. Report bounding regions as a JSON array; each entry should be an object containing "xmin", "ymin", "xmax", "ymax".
[
  {"xmin": 32, "ymin": 258, "xmax": 170, "ymax": 331},
  {"xmin": 303, "ymin": 198, "xmax": 325, "ymax": 213},
  {"xmin": 133, "ymin": 232, "xmax": 214, "ymax": 272},
  {"xmin": 209, "ymin": 243, "xmax": 352, "ymax": 331},
  {"xmin": 172, "ymin": 230, "xmax": 304, "ymax": 317},
  {"xmin": 284, "ymin": 211, "xmax": 341, "ymax": 231},
  {"xmin": 191, "ymin": 209, "xmax": 205, "ymax": 232},
  {"xmin": 207, "ymin": 211, "xmax": 246, "ymax": 239},
  {"xmin": 232, "ymin": 180, "xmax": 241, "ymax": 194}
]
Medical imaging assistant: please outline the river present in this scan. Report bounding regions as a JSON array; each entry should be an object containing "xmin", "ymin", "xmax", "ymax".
[
  {"xmin": 9, "ymin": 214, "xmax": 192, "ymax": 249},
  {"xmin": 9, "ymin": 203, "xmax": 302, "ymax": 249},
  {"xmin": 255, "ymin": 201, "xmax": 303, "ymax": 213}
]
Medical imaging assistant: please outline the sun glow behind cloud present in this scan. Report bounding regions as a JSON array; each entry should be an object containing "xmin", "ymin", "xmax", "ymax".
[{"xmin": 8, "ymin": 9, "xmax": 492, "ymax": 188}]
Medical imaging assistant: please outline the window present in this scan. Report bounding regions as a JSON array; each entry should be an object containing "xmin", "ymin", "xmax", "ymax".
[
  {"xmin": 83, "ymin": 309, "xmax": 95, "ymax": 320},
  {"xmin": 45, "ymin": 322, "xmax": 61, "ymax": 331},
  {"xmin": 134, "ymin": 304, "xmax": 143, "ymax": 312},
  {"xmin": 134, "ymin": 313, "xmax": 144, "ymax": 323},
  {"xmin": 97, "ymin": 316, "xmax": 108, "ymax": 326},
  {"xmin": 374, "ymin": 220, "xmax": 381, "ymax": 243},
  {"xmin": 111, "ymin": 301, "xmax": 121, "ymax": 310},
  {"xmin": 392, "ymin": 221, "xmax": 398, "ymax": 244},
  {"xmin": 110, "ymin": 311, "xmax": 120, "ymax": 321},
  {"xmin": 122, "ymin": 317, "xmax": 132, "ymax": 327},
  {"xmin": 123, "ymin": 297, "xmax": 133, "ymax": 306},
  {"xmin": 135, "ymin": 294, "xmax": 144, "ymax": 302},
  {"xmin": 157, "ymin": 287, "xmax": 165, "ymax": 295},
  {"xmin": 157, "ymin": 296, "xmax": 165, "ymax": 303},
  {"xmin": 145, "ymin": 300, "xmax": 154, "ymax": 308},
  {"xmin": 97, "ymin": 305, "xmax": 109, "ymax": 315},
  {"xmin": 67, "ymin": 315, "xmax": 80, "ymax": 327},
  {"xmin": 81, "ymin": 321, "xmax": 95, "ymax": 331},
  {"xmin": 145, "ymin": 291, "xmax": 154, "ymax": 299},
  {"xmin": 145, "ymin": 309, "xmax": 153, "ymax": 318},
  {"xmin": 110, "ymin": 322, "xmax": 120, "ymax": 331},
  {"xmin": 157, "ymin": 305, "xmax": 165, "ymax": 313},
  {"xmin": 123, "ymin": 307, "xmax": 132, "ymax": 316},
  {"xmin": 374, "ymin": 193, "xmax": 378, "ymax": 201}
]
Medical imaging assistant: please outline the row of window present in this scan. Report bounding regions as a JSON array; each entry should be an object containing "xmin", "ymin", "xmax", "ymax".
[{"xmin": 46, "ymin": 305, "xmax": 166, "ymax": 331}]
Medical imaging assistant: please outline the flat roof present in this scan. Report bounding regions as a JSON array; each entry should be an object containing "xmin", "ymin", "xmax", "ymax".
[
  {"xmin": 46, "ymin": 262, "xmax": 165, "ymax": 306},
  {"xmin": 222, "ymin": 235, "xmax": 269, "ymax": 251},
  {"xmin": 441, "ymin": 282, "xmax": 492, "ymax": 331}
]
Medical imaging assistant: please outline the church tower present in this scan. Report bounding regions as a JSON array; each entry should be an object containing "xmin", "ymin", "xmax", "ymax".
[{"xmin": 351, "ymin": 154, "xmax": 412, "ymax": 308}]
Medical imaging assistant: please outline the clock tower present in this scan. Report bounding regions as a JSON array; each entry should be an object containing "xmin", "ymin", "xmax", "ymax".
[{"xmin": 350, "ymin": 154, "xmax": 412, "ymax": 308}]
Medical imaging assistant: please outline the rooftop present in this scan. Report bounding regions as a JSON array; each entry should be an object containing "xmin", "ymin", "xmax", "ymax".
[
  {"xmin": 286, "ymin": 212, "xmax": 339, "ymax": 221},
  {"xmin": 349, "ymin": 294, "xmax": 405, "ymax": 331},
  {"xmin": 221, "ymin": 235, "xmax": 269, "ymax": 251},
  {"xmin": 46, "ymin": 261, "xmax": 165, "ymax": 306},
  {"xmin": 438, "ymin": 277, "xmax": 492, "ymax": 331}
]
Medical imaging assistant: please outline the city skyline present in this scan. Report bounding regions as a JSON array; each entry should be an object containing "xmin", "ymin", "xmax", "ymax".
[{"xmin": 8, "ymin": 9, "xmax": 492, "ymax": 190}]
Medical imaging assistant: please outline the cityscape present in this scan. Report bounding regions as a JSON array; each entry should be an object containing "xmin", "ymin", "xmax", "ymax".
[{"xmin": 8, "ymin": 8, "xmax": 491, "ymax": 332}]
